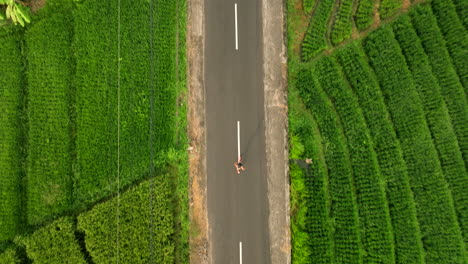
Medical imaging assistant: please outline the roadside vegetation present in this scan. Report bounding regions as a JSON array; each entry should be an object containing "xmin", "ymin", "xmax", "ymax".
[
  {"xmin": 0, "ymin": 0, "xmax": 188, "ymax": 263},
  {"xmin": 288, "ymin": 0, "xmax": 468, "ymax": 263}
]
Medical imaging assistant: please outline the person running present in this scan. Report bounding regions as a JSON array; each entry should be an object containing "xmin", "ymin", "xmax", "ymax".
[{"xmin": 234, "ymin": 159, "xmax": 246, "ymax": 174}]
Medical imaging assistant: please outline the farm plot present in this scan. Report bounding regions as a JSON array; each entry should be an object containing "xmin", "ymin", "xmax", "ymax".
[
  {"xmin": 289, "ymin": 1, "xmax": 468, "ymax": 263},
  {"xmin": 296, "ymin": 69, "xmax": 362, "ymax": 264},
  {"xmin": 393, "ymin": 15, "xmax": 468, "ymax": 246},
  {"xmin": 25, "ymin": 10, "xmax": 74, "ymax": 225},
  {"xmin": 0, "ymin": 30, "xmax": 23, "ymax": 241},
  {"xmin": 20, "ymin": 217, "xmax": 86, "ymax": 264},
  {"xmin": 78, "ymin": 178, "xmax": 175, "ymax": 264}
]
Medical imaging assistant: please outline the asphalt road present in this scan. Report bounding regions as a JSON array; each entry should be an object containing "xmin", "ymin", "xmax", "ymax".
[{"xmin": 205, "ymin": 0, "xmax": 270, "ymax": 263}]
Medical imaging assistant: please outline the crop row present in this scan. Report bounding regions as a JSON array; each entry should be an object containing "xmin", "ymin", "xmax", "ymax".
[
  {"xmin": 25, "ymin": 10, "xmax": 74, "ymax": 225},
  {"xmin": 330, "ymin": 0, "xmax": 353, "ymax": 45},
  {"xmin": 303, "ymin": 0, "xmax": 316, "ymax": 14},
  {"xmin": 20, "ymin": 217, "xmax": 86, "ymax": 263},
  {"xmin": 315, "ymin": 56, "xmax": 395, "ymax": 263},
  {"xmin": 392, "ymin": 15, "xmax": 468, "ymax": 247},
  {"xmin": 354, "ymin": 0, "xmax": 374, "ymax": 30},
  {"xmin": 301, "ymin": 0, "xmax": 334, "ymax": 61},
  {"xmin": 336, "ymin": 44, "xmax": 424, "ymax": 264},
  {"xmin": 379, "ymin": 0, "xmax": 402, "ymax": 19},
  {"xmin": 289, "ymin": 91, "xmax": 333, "ymax": 264},
  {"xmin": 409, "ymin": 5, "xmax": 468, "ymax": 170},
  {"xmin": 430, "ymin": 0, "xmax": 468, "ymax": 95},
  {"xmin": 73, "ymin": 0, "xmax": 120, "ymax": 209},
  {"xmin": 78, "ymin": 177, "xmax": 175, "ymax": 264},
  {"xmin": 363, "ymin": 26, "xmax": 467, "ymax": 263},
  {"xmin": 0, "ymin": 31, "xmax": 22, "ymax": 241},
  {"xmin": 452, "ymin": 0, "xmax": 467, "ymax": 30},
  {"xmin": 0, "ymin": 248, "xmax": 20, "ymax": 263},
  {"xmin": 296, "ymin": 69, "xmax": 362, "ymax": 264}
]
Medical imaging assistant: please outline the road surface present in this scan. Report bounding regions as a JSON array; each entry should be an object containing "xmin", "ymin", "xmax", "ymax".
[{"xmin": 205, "ymin": 0, "xmax": 270, "ymax": 263}]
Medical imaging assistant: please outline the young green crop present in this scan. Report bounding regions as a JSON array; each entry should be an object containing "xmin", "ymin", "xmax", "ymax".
[
  {"xmin": 289, "ymin": 85, "xmax": 333, "ymax": 263},
  {"xmin": 0, "ymin": 31, "xmax": 22, "ymax": 241},
  {"xmin": 410, "ymin": 5, "xmax": 468, "ymax": 170},
  {"xmin": 78, "ymin": 178, "xmax": 175, "ymax": 264},
  {"xmin": 430, "ymin": 0, "xmax": 468, "ymax": 94},
  {"xmin": 301, "ymin": 0, "xmax": 334, "ymax": 61},
  {"xmin": 330, "ymin": 0, "xmax": 353, "ymax": 45},
  {"xmin": 296, "ymin": 69, "xmax": 362, "ymax": 264},
  {"xmin": 363, "ymin": 26, "xmax": 467, "ymax": 263},
  {"xmin": 73, "ymin": 0, "xmax": 179, "ymax": 209},
  {"xmin": 0, "ymin": 248, "xmax": 21, "ymax": 264},
  {"xmin": 315, "ymin": 56, "xmax": 395, "ymax": 264},
  {"xmin": 25, "ymin": 11, "xmax": 73, "ymax": 225},
  {"xmin": 379, "ymin": 0, "xmax": 402, "ymax": 19},
  {"xmin": 354, "ymin": 0, "xmax": 374, "ymax": 30},
  {"xmin": 336, "ymin": 43, "xmax": 424, "ymax": 264},
  {"xmin": 393, "ymin": 14, "xmax": 468, "ymax": 247},
  {"xmin": 452, "ymin": 0, "xmax": 468, "ymax": 30},
  {"xmin": 22, "ymin": 217, "xmax": 86, "ymax": 264}
]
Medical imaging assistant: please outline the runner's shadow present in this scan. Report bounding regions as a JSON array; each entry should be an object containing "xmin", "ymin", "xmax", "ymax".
[{"xmin": 240, "ymin": 121, "xmax": 263, "ymax": 164}]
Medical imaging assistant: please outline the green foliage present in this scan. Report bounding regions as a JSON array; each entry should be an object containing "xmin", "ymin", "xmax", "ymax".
[
  {"xmin": 336, "ymin": 43, "xmax": 424, "ymax": 264},
  {"xmin": 430, "ymin": 0, "xmax": 468, "ymax": 94},
  {"xmin": 393, "ymin": 14, "xmax": 468, "ymax": 248},
  {"xmin": 22, "ymin": 217, "xmax": 86, "ymax": 264},
  {"xmin": 25, "ymin": 11, "xmax": 73, "ymax": 225},
  {"xmin": 78, "ymin": 178, "xmax": 175, "ymax": 264},
  {"xmin": 0, "ymin": 0, "xmax": 31, "ymax": 27},
  {"xmin": 410, "ymin": 5, "xmax": 468, "ymax": 170},
  {"xmin": 363, "ymin": 26, "xmax": 467, "ymax": 263},
  {"xmin": 354, "ymin": 0, "xmax": 374, "ymax": 30},
  {"xmin": 296, "ymin": 69, "xmax": 362, "ymax": 263},
  {"xmin": 330, "ymin": 0, "xmax": 353, "ymax": 45},
  {"xmin": 73, "ymin": 0, "xmax": 179, "ymax": 208},
  {"xmin": 452, "ymin": 0, "xmax": 468, "ymax": 30},
  {"xmin": 290, "ymin": 163, "xmax": 313, "ymax": 264},
  {"xmin": 379, "ymin": 0, "xmax": 402, "ymax": 19},
  {"xmin": 301, "ymin": 0, "xmax": 334, "ymax": 61},
  {"xmin": 72, "ymin": 0, "xmax": 118, "ymax": 207},
  {"xmin": 290, "ymin": 134, "xmax": 305, "ymax": 160},
  {"xmin": 289, "ymin": 85, "xmax": 333, "ymax": 263},
  {"xmin": 0, "ymin": 32, "xmax": 22, "ymax": 241},
  {"xmin": 303, "ymin": 0, "xmax": 315, "ymax": 13},
  {"xmin": 315, "ymin": 56, "xmax": 395, "ymax": 263},
  {"xmin": 0, "ymin": 248, "xmax": 21, "ymax": 264}
]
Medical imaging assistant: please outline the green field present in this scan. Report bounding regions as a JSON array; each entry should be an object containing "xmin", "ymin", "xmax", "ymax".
[
  {"xmin": 289, "ymin": 0, "xmax": 468, "ymax": 263},
  {"xmin": 0, "ymin": 0, "xmax": 188, "ymax": 262}
]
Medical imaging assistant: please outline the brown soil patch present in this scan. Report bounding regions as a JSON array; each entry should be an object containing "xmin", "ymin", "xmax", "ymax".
[
  {"xmin": 292, "ymin": 0, "xmax": 311, "ymax": 57},
  {"xmin": 371, "ymin": 2, "xmax": 381, "ymax": 30},
  {"xmin": 402, "ymin": 0, "xmax": 411, "ymax": 11},
  {"xmin": 29, "ymin": 0, "xmax": 46, "ymax": 13}
]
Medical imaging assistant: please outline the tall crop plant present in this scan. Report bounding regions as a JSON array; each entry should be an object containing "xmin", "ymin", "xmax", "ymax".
[
  {"xmin": 330, "ymin": 0, "xmax": 353, "ymax": 45},
  {"xmin": 430, "ymin": 0, "xmax": 468, "ymax": 95},
  {"xmin": 393, "ymin": 15, "xmax": 468, "ymax": 247},
  {"xmin": 410, "ymin": 5, "xmax": 468, "ymax": 170},
  {"xmin": 336, "ymin": 44, "xmax": 424, "ymax": 264},
  {"xmin": 296, "ymin": 69, "xmax": 362, "ymax": 264},
  {"xmin": 301, "ymin": 0, "xmax": 334, "ymax": 61},
  {"xmin": 315, "ymin": 56, "xmax": 395, "ymax": 264},
  {"xmin": 354, "ymin": 0, "xmax": 374, "ymax": 30},
  {"xmin": 289, "ymin": 85, "xmax": 333, "ymax": 264},
  {"xmin": 21, "ymin": 217, "xmax": 86, "ymax": 264},
  {"xmin": 363, "ymin": 26, "xmax": 467, "ymax": 264},
  {"xmin": 78, "ymin": 178, "xmax": 175, "ymax": 264}
]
